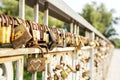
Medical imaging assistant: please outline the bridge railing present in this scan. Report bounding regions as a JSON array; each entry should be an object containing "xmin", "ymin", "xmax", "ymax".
[{"xmin": 0, "ymin": 0, "xmax": 114, "ymax": 80}]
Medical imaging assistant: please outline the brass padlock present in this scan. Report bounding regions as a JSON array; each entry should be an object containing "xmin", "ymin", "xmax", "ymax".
[
  {"xmin": 61, "ymin": 65, "xmax": 76, "ymax": 79},
  {"xmin": 3, "ymin": 15, "xmax": 11, "ymax": 43},
  {"xmin": 60, "ymin": 69, "xmax": 68, "ymax": 79},
  {"xmin": 0, "ymin": 14, "xmax": 6, "ymax": 44},
  {"xmin": 65, "ymin": 32, "xmax": 71, "ymax": 46}
]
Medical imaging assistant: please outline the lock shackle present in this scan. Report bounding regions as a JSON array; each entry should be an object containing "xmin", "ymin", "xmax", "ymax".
[
  {"xmin": 31, "ymin": 45, "xmax": 44, "ymax": 57},
  {"xmin": 26, "ymin": 20, "xmax": 35, "ymax": 41},
  {"xmin": 0, "ymin": 14, "xmax": 5, "ymax": 26},
  {"xmin": 16, "ymin": 17, "xmax": 25, "ymax": 24},
  {"xmin": 39, "ymin": 43, "xmax": 48, "ymax": 54},
  {"xmin": 2, "ymin": 15, "xmax": 9, "ymax": 26}
]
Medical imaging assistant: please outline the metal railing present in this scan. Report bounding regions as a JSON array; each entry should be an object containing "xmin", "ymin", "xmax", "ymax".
[{"xmin": 0, "ymin": 0, "xmax": 114, "ymax": 80}]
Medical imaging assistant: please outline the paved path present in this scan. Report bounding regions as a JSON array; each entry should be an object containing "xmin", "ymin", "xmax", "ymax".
[{"xmin": 106, "ymin": 49, "xmax": 120, "ymax": 80}]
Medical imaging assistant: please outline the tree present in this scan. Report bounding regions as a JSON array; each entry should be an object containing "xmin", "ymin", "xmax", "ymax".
[
  {"xmin": 81, "ymin": 2, "xmax": 120, "ymax": 47},
  {"xmin": 81, "ymin": 2, "xmax": 113, "ymax": 34},
  {"xmin": 103, "ymin": 26, "xmax": 118, "ymax": 39}
]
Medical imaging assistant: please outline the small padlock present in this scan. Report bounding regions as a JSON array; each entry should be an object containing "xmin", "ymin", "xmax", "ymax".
[
  {"xmin": 0, "ymin": 14, "xmax": 6, "ymax": 44},
  {"xmin": 60, "ymin": 69, "xmax": 68, "ymax": 79},
  {"xmin": 57, "ymin": 29, "xmax": 64, "ymax": 47},
  {"xmin": 82, "ymin": 71, "xmax": 90, "ymax": 78},
  {"xmin": 75, "ymin": 64, "xmax": 80, "ymax": 71},
  {"xmin": 60, "ymin": 65, "xmax": 76, "ymax": 79}
]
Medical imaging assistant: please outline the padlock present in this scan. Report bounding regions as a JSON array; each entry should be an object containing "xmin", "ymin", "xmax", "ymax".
[
  {"xmin": 0, "ymin": 14, "xmax": 6, "ymax": 44},
  {"xmin": 32, "ymin": 22, "xmax": 40, "ymax": 42},
  {"xmin": 61, "ymin": 65, "xmax": 76, "ymax": 79},
  {"xmin": 48, "ymin": 27, "xmax": 58, "ymax": 50},
  {"xmin": 65, "ymin": 32, "xmax": 71, "ymax": 46},
  {"xmin": 12, "ymin": 18, "xmax": 32, "ymax": 48},
  {"xmin": 3, "ymin": 15, "xmax": 11, "ymax": 43},
  {"xmin": 43, "ymin": 25, "xmax": 49, "ymax": 44},
  {"xmin": 75, "ymin": 64, "xmax": 80, "ymax": 71},
  {"xmin": 60, "ymin": 69, "xmax": 68, "ymax": 79},
  {"xmin": 27, "ymin": 45, "xmax": 47, "ymax": 73},
  {"xmin": 57, "ymin": 29, "xmax": 64, "ymax": 47},
  {"xmin": 82, "ymin": 71, "xmax": 90, "ymax": 78}
]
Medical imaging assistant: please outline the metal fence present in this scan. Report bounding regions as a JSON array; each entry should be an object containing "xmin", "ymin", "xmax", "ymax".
[{"xmin": 0, "ymin": 0, "xmax": 114, "ymax": 80}]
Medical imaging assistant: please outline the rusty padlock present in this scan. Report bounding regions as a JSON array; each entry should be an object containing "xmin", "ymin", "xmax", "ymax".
[
  {"xmin": 27, "ymin": 45, "xmax": 47, "ymax": 73},
  {"xmin": 12, "ymin": 18, "xmax": 32, "ymax": 48},
  {"xmin": 75, "ymin": 63, "xmax": 80, "ymax": 71}
]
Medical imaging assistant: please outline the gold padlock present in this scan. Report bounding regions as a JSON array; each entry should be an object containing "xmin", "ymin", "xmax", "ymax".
[
  {"xmin": 0, "ymin": 14, "xmax": 6, "ymax": 44},
  {"xmin": 61, "ymin": 65, "xmax": 76, "ymax": 79},
  {"xmin": 60, "ymin": 69, "xmax": 68, "ymax": 79}
]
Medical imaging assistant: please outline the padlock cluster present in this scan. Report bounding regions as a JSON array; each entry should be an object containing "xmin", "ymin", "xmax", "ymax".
[
  {"xmin": 0, "ymin": 14, "xmax": 106, "ymax": 50},
  {"xmin": 0, "ymin": 14, "xmax": 114, "ymax": 80}
]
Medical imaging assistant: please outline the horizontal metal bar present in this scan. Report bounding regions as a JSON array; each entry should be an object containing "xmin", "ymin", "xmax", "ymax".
[{"xmin": 0, "ymin": 47, "xmax": 75, "ymax": 57}]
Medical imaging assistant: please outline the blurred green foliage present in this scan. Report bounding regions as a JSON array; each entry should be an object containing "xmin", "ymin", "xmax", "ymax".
[
  {"xmin": 81, "ymin": 2, "xmax": 113, "ymax": 34},
  {"xmin": 80, "ymin": 2, "xmax": 120, "ymax": 47}
]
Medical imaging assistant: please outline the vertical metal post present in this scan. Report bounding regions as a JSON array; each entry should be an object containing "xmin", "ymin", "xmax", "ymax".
[
  {"xmin": 4, "ymin": 62, "xmax": 13, "ymax": 80},
  {"xmin": 77, "ymin": 25, "xmax": 79, "ymax": 35},
  {"xmin": 43, "ymin": 2, "xmax": 49, "ymax": 26},
  {"xmin": 74, "ymin": 24, "xmax": 76, "ymax": 34},
  {"xmin": 34, "ymin": 1, "xmax": 39, "ymax": 23},
  {"xmin": 72, "ymin": 22, "xmax": 77, "ymax": 79},
  {"xmin": 85, "ymin": 30, "xmax": 90, "ymax": 39},
  {"xmin": 19, "ymin": 0, "xmax": 25, "ymax": 19},
  {"xmin": 16, "ymin": 56, "xmax": 24, "ymax": 80},
  {"xmin": 32, "ymin": 1, "xmax": 39, "ymax": 80},
  {"xmin": 72, "ymin": 51, "xmax": 76, "ymax": 80},
  {"xmin": 70, "ymin": 21, "xmax": 73, "ymax": 33},
  {"xmin": 89, "ymin": 32, "xmax": 95, "ymax": 80},
  {"xmin": 70, "ymin": 21, "xmax": 74, "ymax": 80},
  {"xmin": 43, "ymin": 2, "xmax": 49, "ymax": 80}
]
